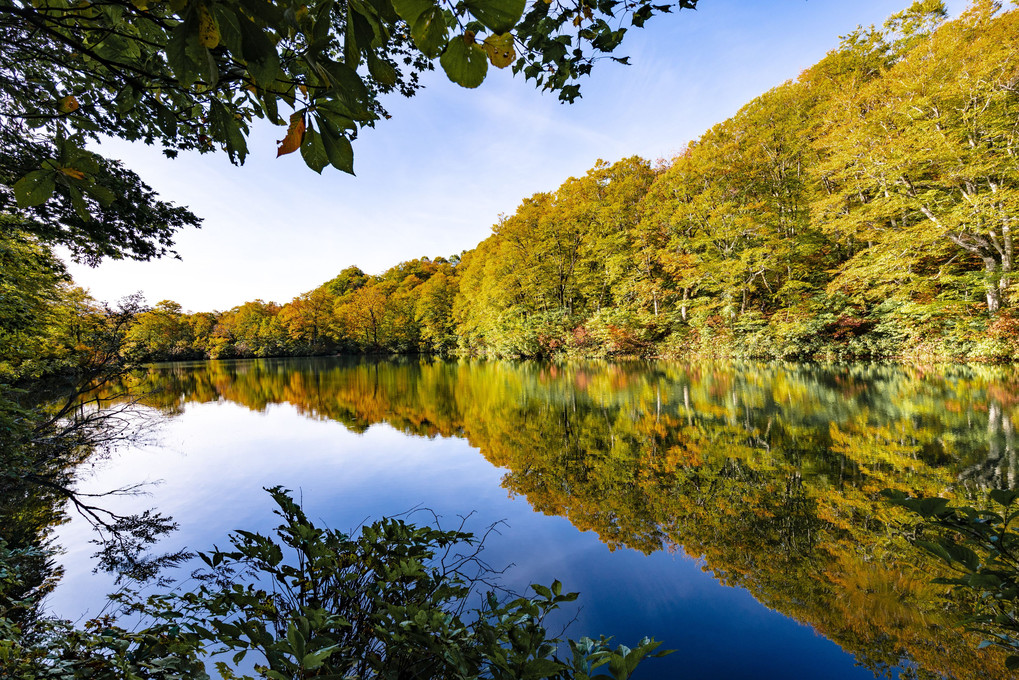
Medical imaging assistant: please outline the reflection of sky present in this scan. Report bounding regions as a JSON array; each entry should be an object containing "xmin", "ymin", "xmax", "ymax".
[{"xmin": 53, "ymin": 400, "xmax": 879, "ymax": 679}]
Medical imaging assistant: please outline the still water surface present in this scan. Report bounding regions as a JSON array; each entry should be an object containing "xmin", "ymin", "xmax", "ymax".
[{"xmin": 51, "ymin": 358, "xmax": 1019, "ymax": 679}]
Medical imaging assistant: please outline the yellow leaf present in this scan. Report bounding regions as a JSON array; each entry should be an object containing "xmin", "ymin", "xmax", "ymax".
[
  {"xmin": 482, "ymin": 33, "xmax": 515, "ymax": 69},
  {"xmin": 59, "ymin": 167, "xmax": 86, "ymax": 180},
  {"xmin": 277, "ymin": 112, "xmax": 306, "ymax": 157},
  {"xmin": 130, "ymin": 0, "xmax": 148, "ymax": 9},
  {"xmin": 58, "ymin": 95, "xmax": 79, "ymax": 113},
  {"xmin": 299, "ymin": 84, "xmax": 308, "ymax": 97},
  {"xmin": 295, "ymin": 4, "xmax": 308, "ymax": 22},
  {"xmin": 197, "ymin": 4, "xmax": 220, "ymax": 48}
]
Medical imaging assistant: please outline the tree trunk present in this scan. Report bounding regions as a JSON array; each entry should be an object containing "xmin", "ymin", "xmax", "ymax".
[
  {"xmin": 947, "ymin": 228, "xmax": 1010, "ymax": 313},
  {"xmin": 985, "ymin": 257, "xmax": 1003, "ymax": 314}
]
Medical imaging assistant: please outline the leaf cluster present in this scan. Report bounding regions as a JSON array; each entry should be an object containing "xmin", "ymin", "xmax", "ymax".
[
  {"xmin": 135, "ymin": 486, "xmax": 671, "ymax": 679},
  {"xmin": 885, "ymin": 488, "xmax": 1019, "ymax": 670},
  {"xmin": 1, "ymin": 0, "xmax": 697, "ymax": 235}
]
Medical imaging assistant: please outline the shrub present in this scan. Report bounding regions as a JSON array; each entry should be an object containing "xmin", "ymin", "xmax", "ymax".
[{"xmin": 1, "ymin": 488, "xmax": 671, "ymax": 679}]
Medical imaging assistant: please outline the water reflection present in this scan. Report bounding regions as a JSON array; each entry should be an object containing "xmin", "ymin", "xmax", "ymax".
[{"xmin": 108, "ymin": 358, "xmax": 1019, "ymax": 678}]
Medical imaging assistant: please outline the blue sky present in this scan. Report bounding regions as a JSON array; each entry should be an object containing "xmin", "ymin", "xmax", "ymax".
[{"xmin": 64, "ymin": 0, "xmax": 969, "ymax": 312}]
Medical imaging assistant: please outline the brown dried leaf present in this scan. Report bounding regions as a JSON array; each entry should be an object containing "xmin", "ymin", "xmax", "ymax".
[
  {"xmin": 482, "ymin": 33, "xmax": 515, "ymax": 69},
  {"xmin": 59, "ymin": 167, "xmax": 86, "ymax": 180},
  {"xmin": 277, "ymin": 112, "xmax": 306, "ymax": 157},
  {"xmin": 59, "ymin": 95, "xmax": 79, "ymax": 113}
]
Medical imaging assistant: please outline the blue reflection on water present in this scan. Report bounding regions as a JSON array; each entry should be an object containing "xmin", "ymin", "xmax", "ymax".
[{"xmin": 52, "ymin": 398, "xmax": 887, "ymax": 679}]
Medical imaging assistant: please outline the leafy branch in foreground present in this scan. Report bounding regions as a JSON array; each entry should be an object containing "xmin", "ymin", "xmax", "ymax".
[
  {"xmin": 2, "ymin": 0, "xmax": 699, "ymax": 194},
  {"xmin": 1, "ymin": 0, "xmax": 697, "ymax": 269},
  {"xmin": 884, "ymin": 488, "xmax": 1019, "ymax": 671},
  {"xmin": 1, "ymin": 487, "xmax": 671, "ymax": 679}
]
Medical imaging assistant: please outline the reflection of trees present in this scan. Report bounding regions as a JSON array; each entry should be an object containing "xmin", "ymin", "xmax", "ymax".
[{"xmin": 115, "ymin": 358, "xmax": 1019, "ymax": 678}]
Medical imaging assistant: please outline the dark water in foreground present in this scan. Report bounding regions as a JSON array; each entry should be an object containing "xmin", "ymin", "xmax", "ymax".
[{"xmin": 51, "ymin": 358, "xmax": 1019, "ymax": 679}]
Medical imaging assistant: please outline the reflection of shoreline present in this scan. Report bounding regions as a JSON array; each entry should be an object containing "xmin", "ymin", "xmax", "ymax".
[{"xmin": 106, "ymin": 358, "xmax": 1017, "ymax": 679}]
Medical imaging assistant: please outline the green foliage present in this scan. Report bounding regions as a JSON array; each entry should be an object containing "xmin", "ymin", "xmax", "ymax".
[
  {"xmin": 1, "ymin": 0, "xmax": 698, "ymax": 208},
  {"xmin": 0, "ymin": 141, "xmax": 202, "ymax": 265},
  {"xmin": 885, "ymin": 489, "xmax": 1019, "ymax": 670},
  {"xmin": 0, "ymin": 0, "xmax": 698, "ymax": 266},
  {"xmin": 0, "ymin": 223, "xmax": 74, "ymax": 380},
  {"xmin": 0, "ymin": 487, "xmax": 670, "ymax": 679},
  {"xmin": 448, "ymin": 1, "xmax": 1019, "ymax": 360},
  {"xmin": 142, "ymin": 486, "xmax": 671, "ymax": 680}
]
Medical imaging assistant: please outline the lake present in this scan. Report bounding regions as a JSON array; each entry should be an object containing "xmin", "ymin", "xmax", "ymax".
[{"xmin": 49, "ymin": 358, "xmax": 1017, "ymax": 679}]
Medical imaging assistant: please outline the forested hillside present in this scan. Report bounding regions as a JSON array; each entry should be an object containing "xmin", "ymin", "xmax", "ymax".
[{"xmin": 10, "ymin": 0, "xmax": 1019, "ymax": 364}]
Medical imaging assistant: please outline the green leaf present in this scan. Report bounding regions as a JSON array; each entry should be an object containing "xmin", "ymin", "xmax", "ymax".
[
  {"xmin": 167, "ymin": 21, "xmax": 198, "ymax": 87},
  {"xmin": 312, "ymin": 0, "xmax": 335, "ymax": 45},
  {"xmin": 300, "ymin": 127, "xmax": 329, "ymax": 173},
  {"xmin": 366, "ymin": 52, "xmax": 397, "ymax": 86},
  {"xmin": 13, "ymin": 170, "xmax": 56, "ymax": 208},
  {"xmin": 943, "ymin": 542, "xmax": 980, "ymax": 572},
  {"xmin": 913, "ymin": 497, "xmax": 952, "ymax": 518},
  {"xmin": 302, "ymin": 645, "xmax": 337, "ymax": 669},
  {"xmin": 238, "ymin": 0, "xmax": 285, "ymax": 26},
  {"xmin": 990, "ymin": 489, "xmax": 1018, "ymax": 507},
  {"xmin": 67, "ymin": 185, "xmax": 91, "ymax": 221},
  {"xmin": 318, "ymin": 119, "xmax": 355, "ymax": 174},
  {"xmin": 607, "ymin": 652, "xmax": 628, "ymax": 680},
  {"xmin": 321, "ymin": 59, "xmax": 370, "ymax": 106},
  {"xmin": 465, "ymin": 0, "xmax": 525, "ymax": 34},
  {"xmin": 523, "ymin": 658, "xmax": 562, "ymax": 678},
  {"xmin": 286, "ymin": 620, "xmax": 306, "ymax": 659},
  {"xmin": 210, "ymin": 100, "xmax": 249, "ymax": 164},
  {"xmin": 211, "ymin": 5, "xmax": 243, "ymax": 53},
  {"xmin": 350, "ymin": 3, "xmax": 379, "ymax": 52},
  {"xmin": 84, "ymin": 182, "xmax": 116, "ymax": 207},
  {"xmin": 344, "ymin": 4, "xmax": 360, "ymax": 66},
  {"xmin": 238, "ymin": 14, "xmax": 281, "ymax": 88},
  {"xmin": 390, "ymin": 0, "xmax": 431, "ymax": 25},
  {"xmin": 199, "ymin": 46, "xmax": 220, "ymax": 89},
  {"xmin": 916, "ymin": 539, "xmax": 953, "ymax": 565},
  {"xmin": 411, "ymin": 6, "xmax": 447, "ymax": 58},
  {"xmin": 440, "ymin": 35, "xmax": 488, "ymax": 88}
]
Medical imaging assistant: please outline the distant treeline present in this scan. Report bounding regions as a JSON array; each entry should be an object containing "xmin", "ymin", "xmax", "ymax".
[{"xmin": 11, "ymin": 1, "xmax": 1019, "ymax": 365}]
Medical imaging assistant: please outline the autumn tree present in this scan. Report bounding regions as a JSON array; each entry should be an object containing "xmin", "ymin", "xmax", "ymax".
[
  {"xmin": 126, "ymin": 300, "xmax": 199, "ymax": 360},
  {"xmin": 415, "ymin": 271, "xmax": 458, "ymax": 353},
  {"xmin": 336, "ymin": 283, "xmax": 391, "ymax": 351},
  {"xmin": 816, "ymin": 1, "xmax": 1019, "ymax": 314}
]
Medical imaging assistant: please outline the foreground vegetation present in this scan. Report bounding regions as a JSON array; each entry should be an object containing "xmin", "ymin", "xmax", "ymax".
[
  {"xmin": 889, "ymin": 490, "xmax": 1019, "ymax": 671},
  {"xmin": 0, "ymin": 487, "xmax": 666, "ymax": 679}
]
